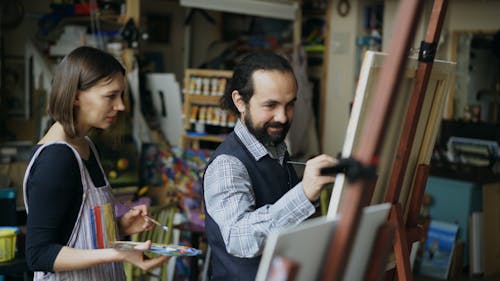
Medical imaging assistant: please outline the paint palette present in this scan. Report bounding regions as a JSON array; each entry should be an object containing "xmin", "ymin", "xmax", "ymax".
[{"xmin": 111, "ymin": 241, "xmax": 202, "ymax": 256}]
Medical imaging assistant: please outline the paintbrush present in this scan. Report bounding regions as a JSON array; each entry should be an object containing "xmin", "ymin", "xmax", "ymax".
[
  {"xmin": 287, "ymin": 161, "xmax": 306, "ymax": 165},
  {"xmin": 120, "ymin": 202, "xmax": 169, "ymax": 232},
  {"xmin": 142, "ymin": 215, "xmax": 169, "ymax": 232}
]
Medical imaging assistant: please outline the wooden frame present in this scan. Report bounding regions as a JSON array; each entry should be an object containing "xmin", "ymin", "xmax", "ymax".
[{"xmin": 327, "ymin": 51, "xmax": 456, "ymax": 218}]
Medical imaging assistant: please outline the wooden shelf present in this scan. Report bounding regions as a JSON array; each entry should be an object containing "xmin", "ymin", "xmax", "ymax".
[
  {"xmin": 181, "ymin": 68, "xmax": 235, "ymax": 149},
  {"xmin": 181, "ymin": 134, "xmax": 226, "ymax": 149},
  {"xmin": 185, "ymin": 94, "xmax": 221, "ymax": 106},
  {"xmin": 183, "ymin": 94, "xmax": 225, "ymax": 130}
]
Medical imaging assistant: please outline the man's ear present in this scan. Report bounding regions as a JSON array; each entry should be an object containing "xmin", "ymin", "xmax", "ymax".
[{"xmin": 232, "ymin": 90, "xmax": 246, "ymax": 113}]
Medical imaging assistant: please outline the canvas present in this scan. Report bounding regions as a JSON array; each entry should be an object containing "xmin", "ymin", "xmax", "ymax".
[
  {"xmin": 147, "ymin": 73, "xmax": 184, "ymax": 147},
  {"xmin": 327, "ymin": 51, "xmax": 456, "ymax": 218},
  {"xmin": 256, "ymin": 203, "xmax": 391, "ymax": 281},
  {"xmin": 418, "ymin": 220, "xmax": 459, "ymax": 279}
]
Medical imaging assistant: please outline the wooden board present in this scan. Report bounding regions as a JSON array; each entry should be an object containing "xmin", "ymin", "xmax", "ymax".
[{"xmin": 327, "ymin": 51, "xmax": 455, "ymax": 218}]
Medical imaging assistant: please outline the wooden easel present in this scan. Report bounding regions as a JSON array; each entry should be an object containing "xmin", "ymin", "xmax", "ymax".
[
  {"xmin": 385, "ymin": 1, "xmax": 449, "ymax": 280},
  {"xmin": 320, "ymin": 0, "xmax": 449, "ymax": 281}
]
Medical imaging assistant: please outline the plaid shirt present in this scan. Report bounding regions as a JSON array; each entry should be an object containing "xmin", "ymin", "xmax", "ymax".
[{"xmin": 204, "ymin": 120, "xmax": 315, "ymax": 258}]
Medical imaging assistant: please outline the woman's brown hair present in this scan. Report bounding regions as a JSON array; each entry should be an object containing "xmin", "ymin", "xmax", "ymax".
[{"xmin": 48, "ymin": 46, "xmax": 125, "ymax": 138}]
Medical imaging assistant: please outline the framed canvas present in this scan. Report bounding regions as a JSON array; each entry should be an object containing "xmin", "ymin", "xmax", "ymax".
[
  {"xmin": 256, "ymin": 203, "xmax": 391, "ymax": 281},
  {"xmin": 327, "ymin": 51, "xmax": 456, "ymax": 218},
  {"xmin": 418, "ymin": 220, "xmax": 459, "ymax": 279}
]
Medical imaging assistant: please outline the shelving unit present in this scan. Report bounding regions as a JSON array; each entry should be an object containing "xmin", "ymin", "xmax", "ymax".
[{"xmin": 181, "ymin": 68, "xmax": 235, "ymax": 149}]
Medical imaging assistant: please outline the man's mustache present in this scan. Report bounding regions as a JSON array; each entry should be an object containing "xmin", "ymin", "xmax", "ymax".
[{"xmin": 266, "ymin": 122, "xmax": 289, "ymax": 129}]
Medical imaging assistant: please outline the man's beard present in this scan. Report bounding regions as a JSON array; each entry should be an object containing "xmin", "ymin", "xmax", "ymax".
[{"xmin": 244, "ymin": 113, "xmax": 290, "ymax": 146}]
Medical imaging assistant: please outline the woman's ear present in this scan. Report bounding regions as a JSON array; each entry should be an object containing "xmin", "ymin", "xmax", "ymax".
[
  {"xmin": 74, "ymin": 92, "xmax": 80, "ymax": 106},
  {"xmin": 232, "ymin": 90, "xmax": 246, "ymax": 114}
]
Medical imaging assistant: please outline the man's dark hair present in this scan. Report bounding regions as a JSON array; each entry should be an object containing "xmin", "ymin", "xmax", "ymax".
[{"xmin": 220, "ymin": 52, "xmax": 296, "ymax": 116}]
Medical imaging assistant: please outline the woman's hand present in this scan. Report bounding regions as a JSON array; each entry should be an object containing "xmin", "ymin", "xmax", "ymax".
[
  {"xmin": 53, "ymin": 243, "xmax": 169, "ymax": 272},
  {"xmin": 118, "ymin": 204, "xmax": 154, "ymax": 236},
  {"xmin": 117, "ymin": 240, "xmax": 170, "ymax": 270}
]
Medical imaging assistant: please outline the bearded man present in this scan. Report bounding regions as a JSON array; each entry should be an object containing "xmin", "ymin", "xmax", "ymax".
[{"xmin": 203, "ymin": 52, "xmax": 336, "ymax": 281}]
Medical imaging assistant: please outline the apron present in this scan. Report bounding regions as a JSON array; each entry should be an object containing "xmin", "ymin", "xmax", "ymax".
[{"xmin": 23, "ymin": 137, "xmax": 126, "ymax": 281}]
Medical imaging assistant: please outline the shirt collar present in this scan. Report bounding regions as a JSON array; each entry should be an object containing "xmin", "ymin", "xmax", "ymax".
[{"xmin": 234, "ymin": 119, "xmax": 288, "ymax": 163}]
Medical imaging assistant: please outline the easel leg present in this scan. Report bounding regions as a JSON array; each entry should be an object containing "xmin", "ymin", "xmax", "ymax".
[
  {"xmin": 406, "ymin": 164, "xmax": 430, "ymax": 250},
  {"xmin": 390, "ymin": 204, "xmax": 413, "ymax": 281}
]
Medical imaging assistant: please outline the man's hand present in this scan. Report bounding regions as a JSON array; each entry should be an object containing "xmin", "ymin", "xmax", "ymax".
[{"xmin": 301, "ymin": 154, "xmax": 337, "ymax": 202}]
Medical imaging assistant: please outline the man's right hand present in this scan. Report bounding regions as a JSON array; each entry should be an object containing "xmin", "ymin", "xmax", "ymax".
[{"xmin": 301, "ymin": 154, "xmax": 337, "ymax": 202}]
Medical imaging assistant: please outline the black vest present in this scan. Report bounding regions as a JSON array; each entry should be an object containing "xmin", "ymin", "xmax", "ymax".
[{"xmin": 203, "ymin": 132, "xmax": 299, "ymax": 281}]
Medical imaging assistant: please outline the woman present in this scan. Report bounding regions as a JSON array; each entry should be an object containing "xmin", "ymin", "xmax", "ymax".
[{"xmin": 23, "ymin": 46, "xmax": 168, "ymax": 280}]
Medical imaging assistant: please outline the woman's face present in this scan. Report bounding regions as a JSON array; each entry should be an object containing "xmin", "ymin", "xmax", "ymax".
[{"xmin": 75, "ymin": 73, "xmax": 126, "ymax": 134}]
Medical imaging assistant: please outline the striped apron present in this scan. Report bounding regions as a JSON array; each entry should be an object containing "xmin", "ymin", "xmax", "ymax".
[{"xmin": 23, "ymin": 138, "xmax": 126, "ymax": 281}]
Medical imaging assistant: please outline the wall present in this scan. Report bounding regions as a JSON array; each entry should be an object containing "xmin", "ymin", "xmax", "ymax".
[{"xmin": 321, "ymin": 0, "xmax": 362, "ymax": 156}]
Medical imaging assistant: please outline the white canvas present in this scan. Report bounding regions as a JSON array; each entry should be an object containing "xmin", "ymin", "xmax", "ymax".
[
  {"xmin": 342, "ymin": 203, "xmax": 391, "ymax": 281},
  {"xmin": 146, "ymin": 73, "xmax": 184, "ymax": 147},
  {"xmin": 255, "ymin": 216, "xmax": 337, "ymax": 281}
]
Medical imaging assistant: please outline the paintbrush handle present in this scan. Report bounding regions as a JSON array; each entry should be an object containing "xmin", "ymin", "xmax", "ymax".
[
  {"xmin": 119, "ymin": 201, "xmax": 169, "ymax": 231},
  {"xmin": 144, "ymin": 215, "xmax": 161, "ymax": 226},
  {"xmin": 287, "ymin": 161, "xmax": 306, "ymax": 165}
]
